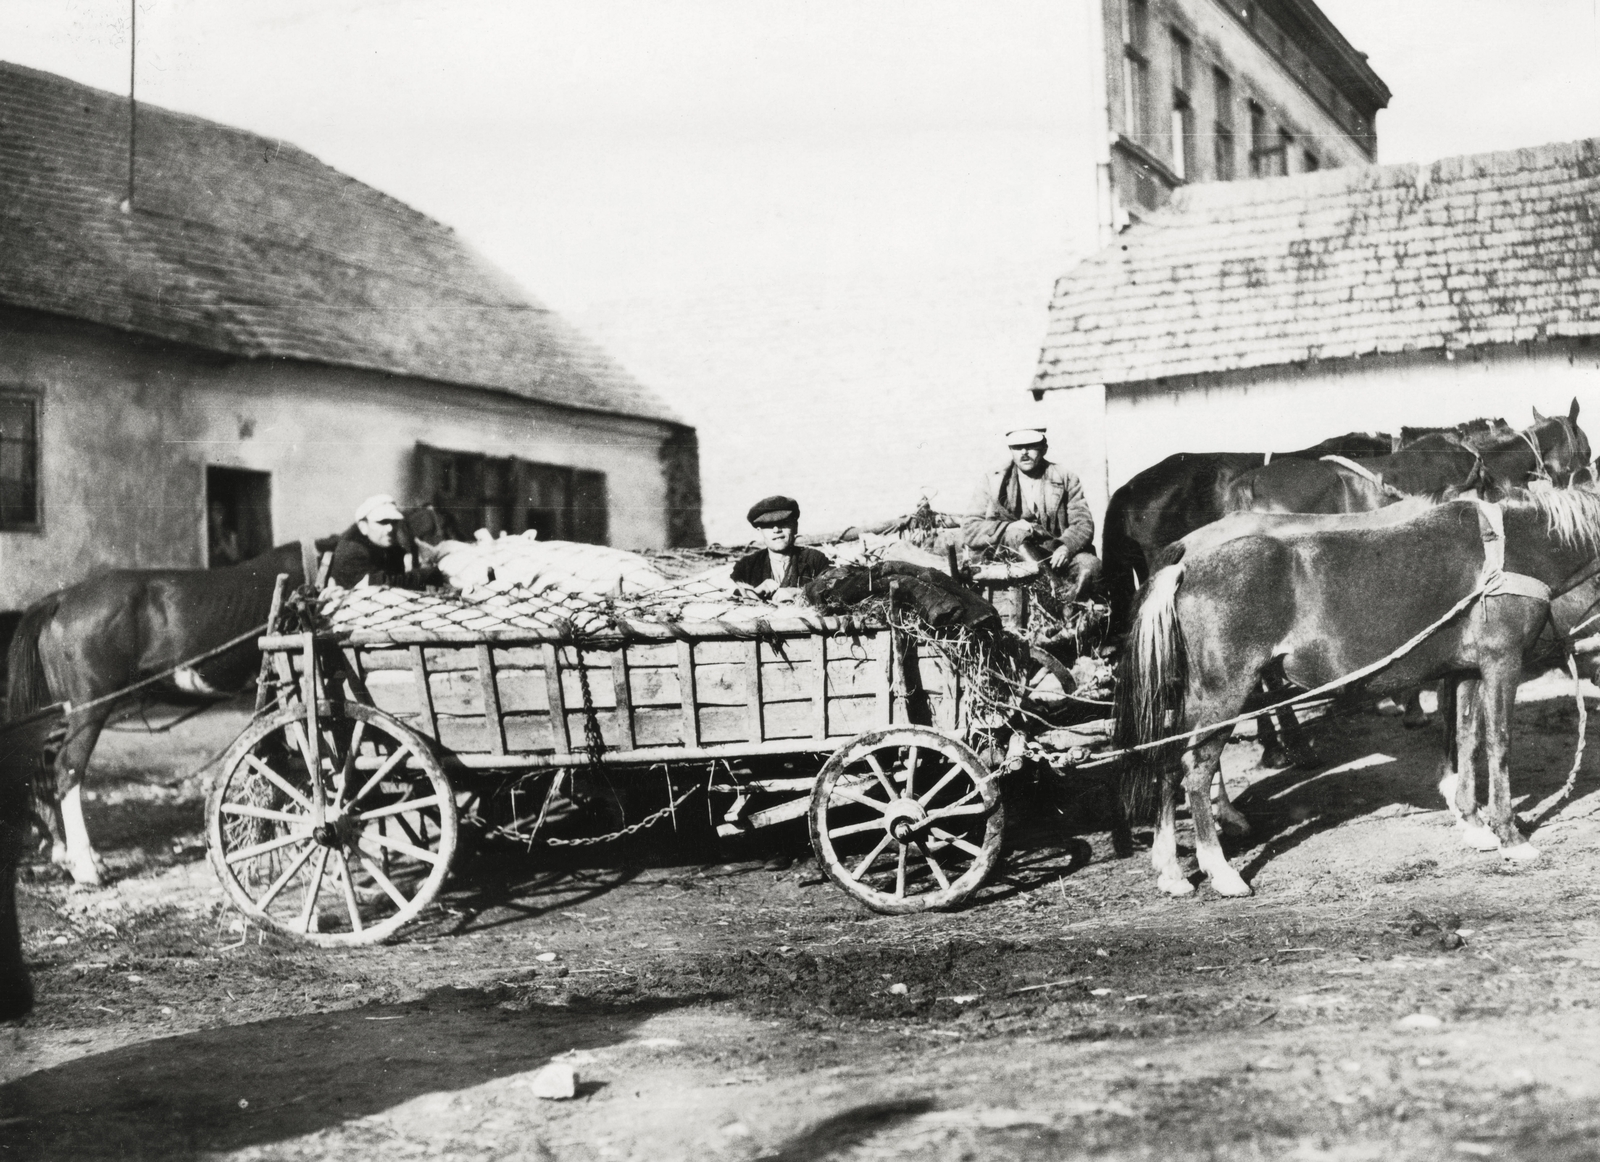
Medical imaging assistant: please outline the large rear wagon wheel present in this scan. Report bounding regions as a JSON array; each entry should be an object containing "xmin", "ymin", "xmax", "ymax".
[
  {"xmin": 206, "ymin": 703, "xmax": 456, "ymax": 947},
  {"xmin": 809, "ymin": 726, "xmax": 1004, "ymax": 914}
]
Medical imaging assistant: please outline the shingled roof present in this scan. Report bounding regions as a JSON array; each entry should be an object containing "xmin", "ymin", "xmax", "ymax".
[
  {"xmin": 0, "ymin": 62, "xmax": 680, "ymax": 423},
  {"xmin": 1034, "ymin": 138, "xmax": 1600, "ymax": 392}
]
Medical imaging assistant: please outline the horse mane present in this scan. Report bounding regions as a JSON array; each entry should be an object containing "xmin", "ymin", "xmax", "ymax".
[{"xmin": 1519, "ymin": 483, "xmax": 1600, "ymax": 555}]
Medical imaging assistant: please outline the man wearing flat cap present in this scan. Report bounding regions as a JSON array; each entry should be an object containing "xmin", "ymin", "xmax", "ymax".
[
  {"xmin": 731, "ymin": 495, "xmax": 832, "ymax": 599},
  {"xmin": 329, "ymin": 494, "xmax": 444, "ymax": 590},
  {"xmin": 963, "ymin": 426, "xmax": 1102, "ymax": 602}
]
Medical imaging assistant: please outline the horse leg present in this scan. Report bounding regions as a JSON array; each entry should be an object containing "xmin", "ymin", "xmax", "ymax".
[
  {"xmin": 1401, "ymin": 687, "xmax": 1430, "ymax": 729},
  {"xmin": 1256, "ymin": 707, "xmax": 1292, "ymax": 769},
  {"xmin": 1209, "ymin": 770, "xmax": 1251, "ymax": 838},
  {"xmin": 55, "ymin": 711, "xmax": 110, "ymax": 886},
  {"xmin": 1151, "ymin": 769, "xmax": 1192, "ymax": 897},
  {"xmin": 1482, "ymin": 665, "xmax": 1539, "ymax": 861},
  {"xmin": 1185, "ymin": 733, "xmax": 1252, "ymax": 896},
  {"xmin": 1444, "ymin": 677, "xmax": 1499, "ymax": 852}
]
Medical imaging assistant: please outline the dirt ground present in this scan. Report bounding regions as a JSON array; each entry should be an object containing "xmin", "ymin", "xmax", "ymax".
[{"xmin": 8, "ymin": 679, "xmax": 1600, "ymax": 1161}]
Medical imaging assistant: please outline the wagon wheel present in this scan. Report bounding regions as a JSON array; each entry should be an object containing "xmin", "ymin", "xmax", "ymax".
[
  {"xmin": 809, "ymin": 725, "xmax": 1004, "ymax": 914},
  {"xmin": 206, "ymin": 703, "xmax": 457, "ymax": 947}
]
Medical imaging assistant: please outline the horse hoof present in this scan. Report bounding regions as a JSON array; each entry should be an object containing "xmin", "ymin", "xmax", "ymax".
[
  {"xmin": 1501, "ymin": 842, "xmax": 1541, "ymax": 863},
  {"xmin": 1258, "ymin": 747, "xmax": 1293, "ymax": 770},
  {"xmin": 1158, "ymin": 876, "xmax": 1195, "ymax": 897},
  {"xmin": 1457, "ymin": 822, "xmax": 1500, "ymax": 853},
  {"xmin": 1208, "ymin": 870, "xmax": 1253, "ymax": 898}
]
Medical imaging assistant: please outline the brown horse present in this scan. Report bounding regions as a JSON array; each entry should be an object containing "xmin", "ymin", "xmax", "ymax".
[
  {"xmin": 1114, "ymin": 491, "xmax": 1598, "ymax": 897},
  {"xmin": 4, "ymin": 544, "xmax": 307, "ymax": 885},
  {"xmin": 1223, "ymin": 405, "xmax": 1588, "ymax": 517}
]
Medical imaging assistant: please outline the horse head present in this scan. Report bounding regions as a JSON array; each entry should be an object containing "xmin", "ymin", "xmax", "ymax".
[{"xmin": 1523, "ymin": 398, "xmax": 1590, "ymax": 486}]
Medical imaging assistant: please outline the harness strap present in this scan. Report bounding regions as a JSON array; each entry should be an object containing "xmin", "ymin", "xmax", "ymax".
[
  {"xmin": 1320, "ymin": 454, "xmax": 1407, "ymax": 500},
  {"xmin": 1474, "ymin": 501, "xmax": 1553, "ymax": 604}
]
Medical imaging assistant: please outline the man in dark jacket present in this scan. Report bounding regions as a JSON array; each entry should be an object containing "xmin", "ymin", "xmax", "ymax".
[
  {"xmin": 731, "ymin": 495, "xmax": 831, "ymax": 599},
  {"xmin": 329, "ymin": 495, "xmax": 443, "ymax": 589}
]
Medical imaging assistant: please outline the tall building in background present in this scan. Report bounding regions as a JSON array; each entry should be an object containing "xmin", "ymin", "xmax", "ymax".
[{"xmin": 1094, "ymin": 0, "xmax": 1388, "ymax": 234}]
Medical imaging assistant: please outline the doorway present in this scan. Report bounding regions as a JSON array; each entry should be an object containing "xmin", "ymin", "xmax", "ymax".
[{"xmin": 205, "ymin": 467, "xmax": 273, "ymax": 567}]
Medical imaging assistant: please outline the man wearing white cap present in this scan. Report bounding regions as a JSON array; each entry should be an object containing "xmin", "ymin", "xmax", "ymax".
[
  {"xmin": 963, "ymin": 426, "xmax": 1101, "ymax": 601},
  {"xmin": 329, "ymin": 495, "xmax": 443, "ymax": 589}
]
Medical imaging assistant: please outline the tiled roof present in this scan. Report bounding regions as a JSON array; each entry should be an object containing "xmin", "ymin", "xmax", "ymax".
[
  {"xmin": 1034, "ymin": 138, "xmax": 1600, "ymax": 392},
  {"xmin": 0, "ymin": 62, "xmax": 681, "ymax": 423}
]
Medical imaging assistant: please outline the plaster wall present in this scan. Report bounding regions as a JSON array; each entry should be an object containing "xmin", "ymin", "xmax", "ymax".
[{"xmin": 0, "ymin": 310, "xmax": 685, "ymax": 609}]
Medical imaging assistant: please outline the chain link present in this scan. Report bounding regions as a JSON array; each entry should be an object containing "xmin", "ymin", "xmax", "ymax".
[{"xmin": 483, "ymin": 781, "xmax": 700, "ymax": 847}]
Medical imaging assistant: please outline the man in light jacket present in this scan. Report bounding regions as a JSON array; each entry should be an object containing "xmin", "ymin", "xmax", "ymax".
[{"xmin": 963, "ymin": 426, "xmax": 1102, "ymax": 602}]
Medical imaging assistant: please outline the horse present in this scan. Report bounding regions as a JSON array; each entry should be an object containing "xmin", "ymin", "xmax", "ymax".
[
  {"xmin": 1223, "ymin": 404, "xmax": 1588, "ymax": 517},
  {"xmin": 1113, "ymin": 489, "xmax": 1600, "ymax": 897},
  {"xmin": 1100, "ymin": 431, "xmax": 1395, "ymax": 632},
  {"xmin": 3, "ymin": 544, "xmax": 308, "ymax": 886}
]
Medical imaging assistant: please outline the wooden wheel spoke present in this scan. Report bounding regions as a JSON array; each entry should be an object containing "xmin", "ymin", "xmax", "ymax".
[
  {"xmin": 335, "ymin": 851, "xmax": 364, "ymax": 935},
  {"xmin": 894, "ymin": 844, "xmax": 908, "ymax": 898},
  {"xmin": 350, "ymin": 745, "xmax": 412, "ymax": 808},
  {"xmin": 244, "ymin": 755, "xmax": 314, "ymax": 812},
  {"xmin": 335, "ymin": 719, "xmax": 367, "ymax": 799},
  {"xmin": 351, "ymin": 794, "xmax": 442, "ymax": 823},
  {"xmin": 849, "ymin": 833, "xmax": 894, "ymax": 880},
  {"xmin": 929, "ymin": 827, "xmax": 985, "ymax": 859},
  {"xmin": 827, "ymin": 817, "xmax": 888, "ymax": 840},
  {"xmin": 917, "ymin": 767, "xmax": 961, "ymax": 807},
  {"xmin": 917, "ymin": 841, "xmax": 950, "ymax": 890},
  {"xmin": 828, "ymin": 785, "xmax": 893, "ymax": 814},
  {"xmin": 256, "ymin": 841, "xmax": 318, "ymax": 911},
  {"xmin": 360, "ymin": 831, "xmax": 442, "ymax": 866},
  {"xmin": 221, "ymin": 802, "xmax": 305, "ymax": 826},
  {"xmin": 393, "ymin": 809, "xmax": 428, "ymax": 850},
  {"xmin": 925, "ymin": 802, "xmax": 989, "ymax": 822},
  {"xmin": 225, "ymin": 830, "xmax": 313, "ymax": 865},
  {"xmin": 297, "ymin": 847, "xmax": 331, "ymax": 934},
  {"xmin": 862, "ymin": 752, "xmax": 900, "ymax": 799},
  {"xmin": 904, "ymin": 746, "xmax": 919, "ymax": 799},
  {"xmin": 357, "ymin": 851, "xmax": 412, "ymax": 911}
]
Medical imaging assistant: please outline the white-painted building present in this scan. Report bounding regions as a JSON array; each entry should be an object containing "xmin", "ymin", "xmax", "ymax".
[
  {"xmin": 1031, "ymin": 138, "xmax": 1600, "ymax": 520},
  {"xmin": 0, "ymin": 62, "xmax": 703, "ymax": 611}
]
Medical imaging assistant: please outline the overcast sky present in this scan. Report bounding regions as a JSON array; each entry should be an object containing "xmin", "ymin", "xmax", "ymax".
[{"xmin": 6, "ymin": 1, "xmax": 1600, "ymax": 540}]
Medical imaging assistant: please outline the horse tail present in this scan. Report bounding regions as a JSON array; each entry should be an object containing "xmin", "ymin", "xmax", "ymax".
[
  {"xmin": 1113, "ymin": 554, "xmax": 1188, "ymax": 822},
  {"xmin": 1101, "ymin": 486, "xmax": 1145, "ymax": 638},
  {"xmin": 5, "ymin": 597, "xmax": 58, "ymax": 721}
]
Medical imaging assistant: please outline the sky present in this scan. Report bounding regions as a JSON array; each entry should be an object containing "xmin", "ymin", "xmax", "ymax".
[{"xmin": 5, "ymin": 0, "xmax": 1600, "ymax": 542}]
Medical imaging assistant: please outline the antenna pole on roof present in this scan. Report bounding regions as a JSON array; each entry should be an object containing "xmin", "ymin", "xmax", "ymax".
[{"xmin": 122, "ymin": 0, "xmax": 135, "ymax": 214}]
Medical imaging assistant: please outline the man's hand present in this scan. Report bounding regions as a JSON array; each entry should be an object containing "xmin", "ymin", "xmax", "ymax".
[
  {"xmin": 754, "ymin": 578, "xmax": 781, "ymax": 598},
  {"xmin": 1049, "ymin": 543, "xmax": 1074, "ymax": 571},
  {"xmin": 1002, "ymin": 519, "xmax": 1036, "ymax": 547}
]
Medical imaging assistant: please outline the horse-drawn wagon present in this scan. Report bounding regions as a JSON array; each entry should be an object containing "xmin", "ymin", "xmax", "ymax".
[{"xmin": 204, "ymin": 557, "xmax": 1093, "ymax": 946}]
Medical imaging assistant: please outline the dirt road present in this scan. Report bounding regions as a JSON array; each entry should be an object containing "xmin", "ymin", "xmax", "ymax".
[{"xmin": 6, "ymin": 681, "xmax": 1600, "ymax": 1161}]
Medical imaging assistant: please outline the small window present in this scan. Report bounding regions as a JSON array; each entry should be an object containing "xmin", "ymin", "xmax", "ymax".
[
  {"xmin": 1277, "ymin": 129, "xmax": 1294, "ymax": 176},
  {"xmin": 417, "ymin": 444, "xmax": 609, "ymax": 545},
  {"xmin": 1303, "ymin": 149, "xmax": 1320, "ymax": 172},
  {"xmin": 1212, "ymin": 68, "xmax": 1235, "ymax": 181},
  {"xmin": 1169, "ymin": 29, "xmax": 1194, "ymax": 179},
  {"xmin": 1122, "ymin": 0, "xmax": 1152, "ymax": 144},
  {"xmin": 1247, "ymin": 101, "xmax": 1267, "ymax": 177},
  {"xmin": 0, "ymin": 395, "xmax": 39, "ymax": 531}
]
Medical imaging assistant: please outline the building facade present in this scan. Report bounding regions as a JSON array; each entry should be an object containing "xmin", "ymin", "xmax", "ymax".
[
  {"xmin": 0, "ymin": 63, "xmax": 703, "ymax": 611},
  {"xmin": 1095, "ymin": 0, "xmax": 1388, "ymax": 230},
  {"xmin": 1030, "ymin": 139, "xmax": 1600, "ymax": 519}
]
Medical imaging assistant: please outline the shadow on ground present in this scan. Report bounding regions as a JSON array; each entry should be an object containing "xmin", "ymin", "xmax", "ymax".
[{"xmin": 0, "ymin": 988, "xmax": 703, "ymax": 1161}]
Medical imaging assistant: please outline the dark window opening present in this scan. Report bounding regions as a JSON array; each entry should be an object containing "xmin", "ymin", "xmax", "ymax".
[
  {"xmin": 206, "ymin": 466, "xmax": 272, "ymax": 567},
  {"xmin": 0, "ymin": 396, "xmax": 39, "ymax": 531},
  {"xmin": 1122, "ymin": 0, "xmax": 1152, "ymax": 144},
  {"xmin": 1169, "ymin": 28, "xmax": 1193, "ymax": 179},
  {"xmin": 1247, "ymin": 100, "xmax": 1267, "ymax": 177},
  {"xmin": 417, "ymin": 444, "xmax": 609, "ymax": 545},
  {"xmin": 1212, "ymin": 68, "xmax": 1234, "ymax": 181},
  {"xmin": 1304, "ymin": 149, "xmax": 1321, "ymax": 172}
]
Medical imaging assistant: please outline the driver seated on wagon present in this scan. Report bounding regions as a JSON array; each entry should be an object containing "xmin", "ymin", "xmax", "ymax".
[
  {"xmin": 329, "ymin": 494, "xmax": 444, "ymax": 590},
  {"xmin": 961, "ymin": 425, "xmax": 1103, "ymax": 603}
]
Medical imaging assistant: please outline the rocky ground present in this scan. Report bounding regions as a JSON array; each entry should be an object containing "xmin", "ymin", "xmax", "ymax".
[{"xmin": 7, "ymin": 678, "xmax": 1600, "ymax": 1161}]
